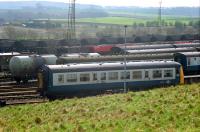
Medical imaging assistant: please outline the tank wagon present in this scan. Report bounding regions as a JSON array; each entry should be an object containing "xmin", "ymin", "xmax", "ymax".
[
  {"xmin": 126, "ymin": 47, "xmax": 199, "ymax": 55},
  {"xmin": 118, "ymin": 43, "xmax": 200, "ymax": 51},
  {"xmin": 86, "ymin": 43, "xmax": 200, "ymax": 55},
  {"xmin": 61, "ymin": 53, "xmax": 101, "ymax": 58},
  {"xmin": 174, "ymin": 52, "xmax": 200, "ymax": 75},
  {"xmin": 38, "ymin": 61, "xmax": 184, "ymax": 98},
  {"xmin": 87, "ymin": 45, "xmax": 115, "ymax": 55},
  {"xmin": 0, "ymin": 52, "xmax": 20, "ymax": 73},
  {"xmin": 57, "ymin": 47, "xmax": 199, "ymax": 64},
  {"xmin": 9, "ymin": 55, "xmax": 57, "ymax": 82}
]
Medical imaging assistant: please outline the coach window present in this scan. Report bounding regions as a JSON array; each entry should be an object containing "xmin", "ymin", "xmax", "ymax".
[
  {"xmin": 144, "ymin": 71, "xmax": 149, "ymax": 79},
  {"xmin": 58, "ymin": 74, "xmax": 64, "ymax": 83},
  {"xmin": 153, "ymin": 70, "xmax": 162, "ymax": 79},
  {"xmin": 121, "ymin": 71, "xmax": 130, "ymax": 80},
  {"xmin": 92, "ymin": 73, "xmax": 97, "ymax": 81},
  {"xmin": 164, "ymin": 70, "xmax": 173, "ymax": 78},
  {"xmin": 101, "ymin": 72, "xmax": 106, "ymax": 80},
  {"xmin": 132, "ymin": 71, "xmax": 142, "ymax": 80},
  {"xmin": 80, "ymin": 73, "xmax": 90, "ymax": 82},
  {"xmin": 108, "ymin": 72, "xmax": 118, "ymax": 80},
  {"xmin": 187, "ymin": 58, "xmax": 191, "ymax": 66},
  {"xmin": 66, "ymin": 74, "xmax": 77, "ymax": 82}
]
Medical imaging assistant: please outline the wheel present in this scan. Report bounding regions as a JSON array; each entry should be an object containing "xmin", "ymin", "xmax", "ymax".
[
  {"xmin": 22, "ymin": 79, "xmax": 28, "ymax": 84},
  {"xmin": 0, "ymin": 100, "xmax": 6, "ymax": 107},
  {"xmin": 15, "ymin": 77, "xmax": 21, "ymax": 84}
]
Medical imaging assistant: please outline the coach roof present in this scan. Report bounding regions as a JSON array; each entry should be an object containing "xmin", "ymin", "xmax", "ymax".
[
  {"xmin": 174, "ymin": 52, "xmax": 200, "ymax": 57},
  {"xmin": 45, "ymin": 61, "xmax": 180, "ymax": 73}
]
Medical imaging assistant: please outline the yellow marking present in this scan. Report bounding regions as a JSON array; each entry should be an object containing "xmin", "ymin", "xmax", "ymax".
[
  {"xmin": 180, "ymin": 66, "xmax": 184, "ymax": 85},
  {"xmin": 38, "ymin": 73, "xmax": 43, "ymax": 89}
]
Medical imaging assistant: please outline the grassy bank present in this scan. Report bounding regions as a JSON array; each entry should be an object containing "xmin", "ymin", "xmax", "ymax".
[{"xmin": 0, "ymin": 83, "xmax": 200, "ymax": 131}]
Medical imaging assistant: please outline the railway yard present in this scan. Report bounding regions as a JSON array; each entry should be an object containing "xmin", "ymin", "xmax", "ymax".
[
  {"xmin": 1, "ymin": 41, "xmax": 200, "ymax": 106},
  {"xmin": 0, "ymin": 1, "xmax": 199, "ymax": 130}
]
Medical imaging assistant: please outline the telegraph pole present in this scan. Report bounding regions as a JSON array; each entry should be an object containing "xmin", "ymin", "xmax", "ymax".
[
  {"xmin": 123, "ymin": 25, "xmax": 127, "ymax": 93},
  {"xmin": 158, "ymin": 0, "xmax": 162, "ymax": 27}
]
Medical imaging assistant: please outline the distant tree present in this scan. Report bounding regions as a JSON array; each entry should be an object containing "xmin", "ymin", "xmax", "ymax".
[
  {"xmin": 166, "ymin": 35, "xmax": 173, "ymax": 41},
  {"xmin": 96, "ymin": 32, "xmax": 104, "ymax": 38},
  {"xmin": 134, "ymin": 36, "xmax": 141, "ymax": 43},
  {"xmin": 36, "ymin": 3, "xmax": 44, "ymax": 10},
  {"xmin": 37, "ymin": 41, "xmax": 47, "ymax": 47},
  {"xmin": 132, "ymin": 22, "xmax": 137, "ymax": 28},
  {"xmin": 146, "ymin": 21, "xmax": 159, "ymax": 27},
  {"xmin": 150, "ymin": 36, "xmax": 157, "ymax": 42},
  {"xmin": 194, "ymin": 34, "xmax": 200, "ymax": 40},
  {"xmin": 117, "ymin": 37, "xmax": 124, "ymax": 44},
  {"xmin": 174, "ymin": 21, "xmax": 184, "ymax": 29},
  {"xmin": 188, "ymin": 21, "xmax": 193, "ymax": 26},
  {"xmin": 80, "ymin": 39, "xmax": 89, "ymax": 46},
  {"xmin": 26, "ymin": 29, "xmax": 39, "ymax": 40},
  {"xmin": 3, "ymin": 26, "xmax": 18, "ymax": 39},
  {"xmin": 0, "ymin": 18, "xmax": 5, "ymax": 25},
  {"xmin": 99, "ymin": 38, "xmax": 107, "ymax": 44},
  {"xmin": 192, "ymin": 20, "xmax": 200, "ymax": 29},
  {"xmin": 180, "ymin": 35, "xmax": 187, "ymax": 40},
  {"xmin": 164, "ymin": 22, "xmax": 168, "ymax": 27},
  {"xmin": 59, "ymin": 39, "xmax": 69, "ymax": 46},
  {"xmin": 12, "ymin": 41, "xmax": 25, "ymax": 52},
  {"xmin": 138, "ymin": 23, "xmax": 145, "ymax": 27},
  {"xmin": 169, "ymin": 22, "xmax": 174, "ymax": 26}
]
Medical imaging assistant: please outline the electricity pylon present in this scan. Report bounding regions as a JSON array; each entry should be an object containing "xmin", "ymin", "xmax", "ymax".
[{"xmin": 67, "ymin": 0, "xmax": 76, "ymax": 43}]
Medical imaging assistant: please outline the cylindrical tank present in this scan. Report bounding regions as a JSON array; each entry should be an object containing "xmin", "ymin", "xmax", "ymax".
[
  {"xmin": 41, "ymin": 55, "xmax": 57, "ymax": 65},
  {"xmin": 31, "ymin": 55, "xmax": 45, "ymax": 69},
  {"xmin": 9, "ymin": 55, "xmax": 57, "ymax": 82},
  {"xmin": 9, "ymin": 56, "xmax": 35, "ymax": 81}
]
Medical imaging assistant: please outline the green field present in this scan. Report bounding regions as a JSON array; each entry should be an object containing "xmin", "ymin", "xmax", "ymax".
[
  {"xmin": 77, "ymin": 17, "xmax": 147, "ymax": 25},
  {"xmin": 37, "ymin": 16, "xmax": 198, "ymax": 26},
  {"xmin": 0, "ymin": 83, "xmax": 200, "ymax": 131},
  {"xmin": 77, "ymin": 16, "xmax": 197, "ymax": 25}
]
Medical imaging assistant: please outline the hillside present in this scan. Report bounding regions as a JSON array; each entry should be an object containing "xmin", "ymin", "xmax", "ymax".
[
  {"xmin": 0, "ymin": 1, "xmax": 199, "ymax": 21},
  {"xmin": 106, "ymin": 6, "xmax": 200, "ymax": 17},
  {"xmin": 0, "ymin": 83, "xmax": 200, "ymax": 131}
]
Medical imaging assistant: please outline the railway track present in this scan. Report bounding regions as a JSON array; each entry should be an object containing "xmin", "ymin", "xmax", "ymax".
[
  {"xmin": 0, "ymin": 80, "xmax": 48, "ymax": 106},
  {"xmin": 0, "ymin": 75, "xmax": 12, "ymax": 82},
  {"xmin": 184, "ymin": 75, "xmax": 200, "ymax": 84},
  {"xmin": 0, "ymin": 74, "xmax": 200, "ymax": 107}
]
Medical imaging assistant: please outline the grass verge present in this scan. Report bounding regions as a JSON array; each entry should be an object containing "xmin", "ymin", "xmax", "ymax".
[{"xmin": 0, "ymin": 83, "xmax": 200, "ymax": 131}]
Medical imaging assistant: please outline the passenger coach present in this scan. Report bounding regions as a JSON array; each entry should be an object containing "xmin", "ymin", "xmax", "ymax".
[
  {"xmin": 38, "ymin": 61, "xmax": 184, "ymax": 98},
  {"xmin": 174, "ymin": 52, "xmax": 200, "ymax": 75}
]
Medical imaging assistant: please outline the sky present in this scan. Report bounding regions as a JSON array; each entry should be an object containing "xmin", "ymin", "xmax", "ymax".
[{"xmin": 0, "ymin": 0, "xmax": 199, "ymax": 7}]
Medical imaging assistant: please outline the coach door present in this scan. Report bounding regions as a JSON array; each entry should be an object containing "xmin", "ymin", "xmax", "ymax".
[
  {"xmin": 92, "ymin": 72, "xmax": 99, "ymax": 83},
  {"xmin": 144, "ymin": 70, "xmax": 150, "ymax": 80}
]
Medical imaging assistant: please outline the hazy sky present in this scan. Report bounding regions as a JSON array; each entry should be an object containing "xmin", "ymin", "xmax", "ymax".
[{"xmin": 0, "ymin": 0, "xmax": 199, "ymax": 7}]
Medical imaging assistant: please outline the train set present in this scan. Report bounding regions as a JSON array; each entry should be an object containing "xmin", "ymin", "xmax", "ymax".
[
  {"xmin": 1, "ymin": 42, "xmax": 200, "ymax": 106},
  {"xmin": 38, "ymin": 61, "xmax": 184, "ymax": 99}
]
